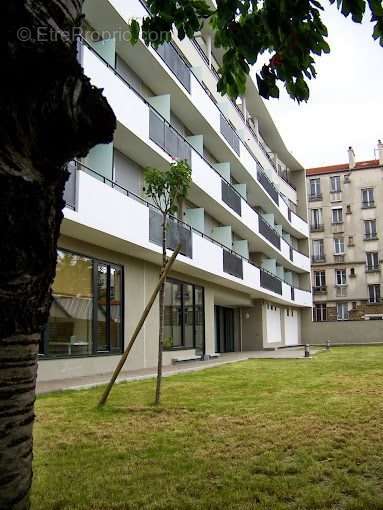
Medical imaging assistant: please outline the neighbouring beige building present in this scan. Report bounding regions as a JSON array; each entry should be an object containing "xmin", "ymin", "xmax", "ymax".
[{"xmin": 302, "ymin": 142, "xmax": 383, "ymax": 344}]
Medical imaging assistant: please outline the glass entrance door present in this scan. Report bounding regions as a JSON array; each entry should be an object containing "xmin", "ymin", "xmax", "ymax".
[{"xmin": 215, "ymin": 306, "xmax": 235, "ymax": 353}]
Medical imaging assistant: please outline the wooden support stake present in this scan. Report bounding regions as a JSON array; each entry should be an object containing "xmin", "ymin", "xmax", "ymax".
[{"xmin": 98, "ymin": 244, "xmax": 182, "ymax": 407}]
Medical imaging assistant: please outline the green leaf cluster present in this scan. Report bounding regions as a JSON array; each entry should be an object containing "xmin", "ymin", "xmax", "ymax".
[
  {"xmin": 143, "ymin": 160, "xmax": 192, "ymax": 216},
  {"xmin": 129, "ymin": 0, "xmax": 383, "ymax": 102}
]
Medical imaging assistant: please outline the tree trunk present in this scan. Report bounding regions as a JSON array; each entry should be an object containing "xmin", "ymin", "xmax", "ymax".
[
  {"xmin": 0, "ymin": 1, "xmax": 116, "ymax": 508},
  {"xmin": 154, "ymin": 213, "xmax": 168, "ymax": 405}
]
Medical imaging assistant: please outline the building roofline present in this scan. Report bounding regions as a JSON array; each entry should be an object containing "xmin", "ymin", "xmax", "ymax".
[{"xmin": 306, "ymin": 159, "xmax": 381, "ymax": 176}]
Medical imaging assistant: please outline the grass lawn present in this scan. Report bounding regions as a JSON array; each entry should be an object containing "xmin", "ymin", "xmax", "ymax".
[{"xmin": 32, "ymin": 346, "xmax": 383, "ymax": 510}]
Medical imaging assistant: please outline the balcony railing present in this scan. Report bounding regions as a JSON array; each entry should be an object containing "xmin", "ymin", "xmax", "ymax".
[
  {"xmin": 69, "ymin": 161, "xmax": 310, "ymax": 299},
  {"xmin": 223, "ymin": 250, "xmax": 243, "ymax": 279},
  {"xmin": 221, "ymin": 181, "xmax": 242, "ymax": 216},
  {"xmin": 366, "ymin": 265, "xmax": 380, "ymax": 272},
  {"xmin": 362, "ymin": 201, "xmax": 375, "ymax": 209},
  {"xmin": 258, "ymin": 216, "xmax": 281, "ymax": 250},
  {"xmin": 155, "ymin": 42, "xmax": 191, "ymax": 92},
  {"xmin": 149, "ymin": 209, "xmax": 193, "ymax": 258},
  {"xmin": 220, "ymin": 114, "xmax": 240, "ymax": 155},
  {"xmin": 149, "ymin": 110, "xmax": 191, "ymax": 164},
  {"xmin": 79, "ymin": 37, "xmax": 308, "ymax": 260},
  {"xmin": 312, "ymin": 255, "xmax": 326, "ymax": 263},
  {"xmin": 260, "ymin": 269, "xmax": 282, "ymax": 295},
  {"xmin": 190, "ymin": 40, "xmax": 298, "ymax": 191},
  {"xmin": 309, "ymin": 193, "xmax": 322, "ymax": 201},
  {"xmin": 64, "ymin": 161, "xmax": 77, "ymax": 209},
  {"xmin": 257, "ymin": 167, "xmax": 279, "ymax": 205},
  {"xmin": 310, "ymin": 224, "xmax": 324, "ymax": 232},
  {"xmin": 313, "ymin": 285, "xmax": 327, "ymax": 294},
  {"xmin": 364, "ymin": 233, "xmax": 378, "ymax": 241}
]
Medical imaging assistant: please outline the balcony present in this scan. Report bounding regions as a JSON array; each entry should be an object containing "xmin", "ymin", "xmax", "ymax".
[
  {"xmin": 258, "ymin": 216, "xmax": 281, "ymax": 250},
  {"xmin": 309, "ymin": 193, "xmax": 322, "ymax": 202},
  {"xmin": 313, "ymin": 286, "xmax": 327, "ymax": 294},
  {"xmin": 312, "ymin": 255, "xmax": 326, "ymax": 263},
  {"xmin": 257, "ymin": 167, "xmax": 279, "ymax": 205},
  {"xmin": 79, "ymin": 37, "xmax": 309, "ymax": 252},
  {"xmin": 65, "ymin": 164, "xmax": 312, "ymax": 307},
  {"xmin": 362, "ymin": 201, "xmax": 375, "ymax": 209},
  {"xmin": 260, "ymin": 269, "xmax": 282, "ymax": 295},
  {"xmin": 189, "ymin": 37, "xmax": 297, "ymax": 194},
  {"xmin": 220, "ymin": 114, "xmax": 240, "ymax": 156},
  {"xmin": 223, "ymin": 250, "xmax": 243, "ymax": 279},
  {"xmin": 64, "ymin": 161, "xmax": 77, "ymax": 209},
  {"xmin": 221, "ymin": 181, "xmax": 242, "ymax": 216},
  {"xmin": 149, "ymin": 110, "xmax": 191, "ymax": 164},
  {"xmin": 155, "ymin": 42, "xmax": 191, "ymax": 93},
  {"xmin": 310, "ymin": 224, "xmax": 324, "ymax": 233},
  {"xmin": 366, "ymin": 265, "xmax": 380, "ymax": 273},
  {"xmin": 149, "ymin": 209, "xmax": 193, "ymax": 258},
  {"xmin": 364, "ymin": 233, "xmax": 378, "ymax": 241}
]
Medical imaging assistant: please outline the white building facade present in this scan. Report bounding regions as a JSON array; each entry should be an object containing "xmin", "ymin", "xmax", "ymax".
[{"xmin": 38, "ymin": 0, "xmax": 312, "ymax": 382}]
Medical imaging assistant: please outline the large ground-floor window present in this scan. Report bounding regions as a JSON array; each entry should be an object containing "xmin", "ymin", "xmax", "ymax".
[
  {"xmin": 164, "ymin": 279, "xmax": 204, "ymax": 351},
  {"xmin": 40, "ymin": 249, "xmax": 123, "ymax": 357}
]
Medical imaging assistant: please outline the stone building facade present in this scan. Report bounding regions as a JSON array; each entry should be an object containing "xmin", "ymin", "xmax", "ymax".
[{"xmin": 302, "ymin": 143, "xmax": 383, "ymax": 344}]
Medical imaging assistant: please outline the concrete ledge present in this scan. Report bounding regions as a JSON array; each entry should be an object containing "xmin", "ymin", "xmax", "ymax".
[{"xmin": 172, "ymin": 355, "xmax": 201, "ymax": 363}]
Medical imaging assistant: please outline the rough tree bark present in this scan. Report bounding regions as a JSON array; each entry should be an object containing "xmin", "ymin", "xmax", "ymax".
[
  {"xmin": 154, "ymin": 213, "xmax": 168, "ymax": 405},
  {"xmin": 0, "ymin": 1, "xmax": 116, "ymax": 508}
]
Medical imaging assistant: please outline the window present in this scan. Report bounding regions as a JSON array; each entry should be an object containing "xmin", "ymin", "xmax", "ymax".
[
  {"xmin": 335, "ymin": 269, "xmax": 346, "ymax": 286},
  {"xmin": 164, "ymin": 279, "xmax": 204, "ymax": 350},
  {"xmin": 364, "ymin": 220, "xmax": 377, "ymax": 240},
  {"xmin": 368, "ymin": 284, "xmax": 381, "ymax": 303},
  {"xmin": 361, "ymin": 188, "xmax": 374, "ymax": 208},
  {"xmin": 330, "ymin": 175, "xmax": 341, "ymax": 192},
  {"xmin": 41, "ymin": 250, "xmax": 123, "ymax": 357},
  {"xmin": 312, "ymin": 239, "xmax": 324, "ymax": 261},
  {"xmin": 333, "ymin": 237, "xmax": 345, "ymax": 255},
  {"xmin": 331, "ymin": 207, "xmax": 343, "ymax": 224},
  {"xmin": 314, "ymin": 271, "xmax": 326, "ymax": 289},
  {"xmin": 310, "ymin": 178, "xmax": 321, "ymax": 198},
  {"xmin": 337, "ymin": 303, "xmax": 349, "ymax": 320},
  {"xmin": 311, "ymin": 208, "xmax": 323, "ymax": 229},
  {"xmin": 313, "ymin": 303, "xmax": 327, "ymax": 322},
  {"xmin": 366, "ymin": 252, "xmax": 379, "ymax": 270}
]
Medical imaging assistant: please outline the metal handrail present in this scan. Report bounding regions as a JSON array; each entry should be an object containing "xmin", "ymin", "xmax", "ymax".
[
  {"xmin": 136, "ymin": 0, "xmax": 297, "ymax": 193},
  {"xmin": 71, "ymin": 160, "xmax": 309, "ymax": 292},
  {"xmin": 79, "ymin": 37, "xmax": 308, "ymax": 256},
  {"xmin": 190, "ymin": 40, "xmax": 296, "ymax": 191}
]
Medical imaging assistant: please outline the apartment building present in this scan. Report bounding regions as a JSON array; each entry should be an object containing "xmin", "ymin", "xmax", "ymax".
[
  {"xmin": 302, "ymin": 143, "xmax": 383, "ymax": 343},
  {"xmin": 37, "ymin": 0, "xmax": 312, "ymax": 382}
]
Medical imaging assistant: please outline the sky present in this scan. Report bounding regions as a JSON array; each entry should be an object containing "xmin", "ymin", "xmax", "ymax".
[{"xmin": 253, "ymin": 4, "xmax": 383, "ymax": 169}]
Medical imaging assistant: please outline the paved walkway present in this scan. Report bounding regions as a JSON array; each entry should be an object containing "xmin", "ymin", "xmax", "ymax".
[{"xmin": 36, "ymin": 346, "xmax": 320, "ymax": 395}]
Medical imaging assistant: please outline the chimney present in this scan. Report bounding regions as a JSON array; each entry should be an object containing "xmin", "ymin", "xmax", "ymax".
[
  {"xmin": 348, "ymin": 146, "xmax": 355, "ymax": 169},
  {"xmin": 378, "ymin": 139, "xmax": 383, "ymax": 165}
]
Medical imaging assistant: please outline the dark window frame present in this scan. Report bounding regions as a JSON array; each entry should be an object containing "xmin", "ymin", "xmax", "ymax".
[
  {"xmin": 164, "ymin": 277, "xmax": 205, "ymax": 352},
  {"xmin": 313, "ymin": 303, "xmax": 327, "ymax": 322},
  {"xmin": 39, "ymin": 248, "xmax": 124, "ymax": 359},
  {"xmin": 368, "ymin": 284, "xmax": 381, "ymax": 304},
  {"xmin": 314, "ymin": 270, "xmax": 326, "ymax": 288}
]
